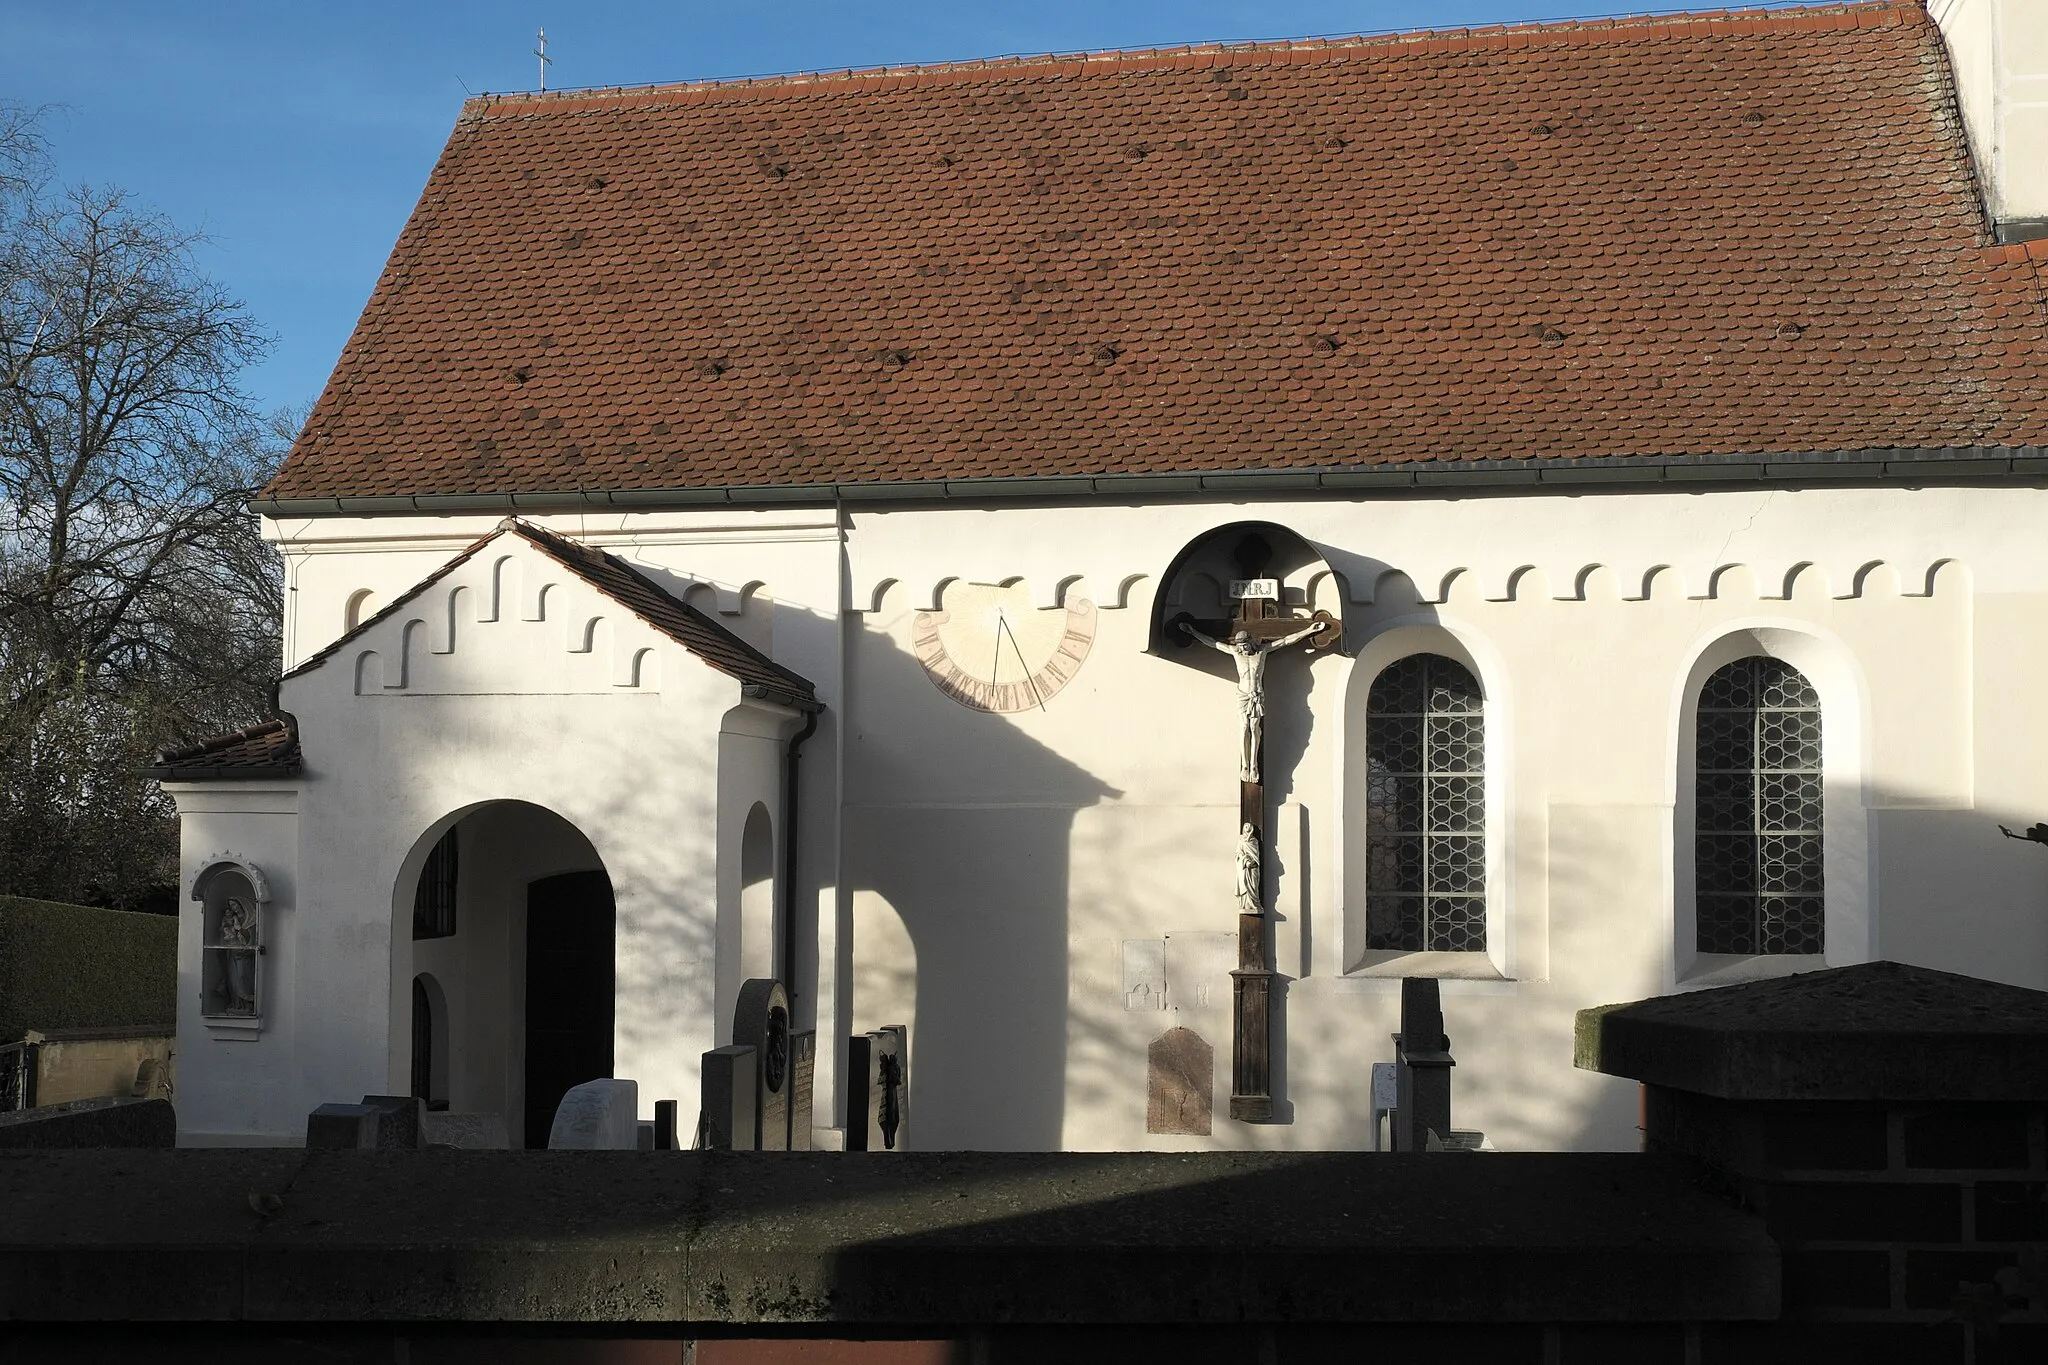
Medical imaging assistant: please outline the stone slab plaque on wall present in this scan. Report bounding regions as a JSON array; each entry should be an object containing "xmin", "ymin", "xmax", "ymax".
[
  {"xmin": 1122, "ymin": 940, "xmax": 1166, "ymax": 1011},
  {"xmin": 1164, "ymin": 932, "xmax": 1235, "ymax": 1015},
  {"xmin": 1147, "ymin": 1026, "xmax": 1214, "ymax": 1136}
]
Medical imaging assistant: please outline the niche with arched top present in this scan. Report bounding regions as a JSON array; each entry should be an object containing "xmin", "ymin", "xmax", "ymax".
[
  {"xmin": 740, "ymin": 803, "xmax": 777, "ymax": 984},
  {"xmin": 193, "ymin": 858, "xmax": 270, "ymax": 1023}
]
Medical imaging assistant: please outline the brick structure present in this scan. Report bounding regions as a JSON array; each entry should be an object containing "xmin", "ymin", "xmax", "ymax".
[{"xmin": 1579, "ymin": 960, "xmax": 2048, "ymax": 1362}]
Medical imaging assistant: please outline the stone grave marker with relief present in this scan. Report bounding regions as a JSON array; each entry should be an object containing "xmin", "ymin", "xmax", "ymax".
[{"xmin": 732, "ymin": 979, "xmax": 791, "ymax": 1151}]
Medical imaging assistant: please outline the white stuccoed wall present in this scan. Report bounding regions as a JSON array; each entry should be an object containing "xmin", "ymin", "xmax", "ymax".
[
  {"xmin": 177, "ymin": 482, "xmax": 2048, "ymax": 1150},
  {"xmin": 1933, "ymin": 0, "xmax": 2048, "ymax": 235},
  {"xmin": 171, "ymin": 529, "xmax": 813, "ymax": 1145}
]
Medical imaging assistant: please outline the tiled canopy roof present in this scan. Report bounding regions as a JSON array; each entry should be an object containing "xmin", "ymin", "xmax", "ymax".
[
  {"xmin": 148, "ymin": 720, "xmax": 302, "ymax": 781},
  {"xmin": 265, "ymin": 3, "xmax": 2048, "ymax": 504},
  {"xmin": 280, "ymin": 519, "xmax": 819, "ymax": 702}
]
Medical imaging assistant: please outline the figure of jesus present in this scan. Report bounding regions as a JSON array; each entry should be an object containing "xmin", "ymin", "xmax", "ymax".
[{"xmin": 1181, "ymin": 619, "xmax": 1324, "ymax": 783}]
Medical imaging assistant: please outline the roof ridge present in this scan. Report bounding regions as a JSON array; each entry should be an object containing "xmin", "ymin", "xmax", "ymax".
[{"xmin": 463, "ymin": 2, "xmax": 1918, "ymax": 114}]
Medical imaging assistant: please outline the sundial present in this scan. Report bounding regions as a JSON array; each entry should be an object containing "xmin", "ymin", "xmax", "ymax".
[
  {"xmin": 1168, "ymin": 533, "xmax": 1340, "ymax": 1122},
  {"xmin": 912, "ymin": 581, "xmax": 1097, "ymax": 714}
]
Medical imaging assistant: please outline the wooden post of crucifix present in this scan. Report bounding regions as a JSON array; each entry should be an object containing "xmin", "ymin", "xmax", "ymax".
[{"xmin": 1171, "ymin": 534, "xmax": 1340, "ymax": 1121}]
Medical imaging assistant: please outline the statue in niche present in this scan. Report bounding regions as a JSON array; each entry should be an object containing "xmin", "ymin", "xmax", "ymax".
[
  {"xmin": 1235, "ymin": 822, "xmax": 1262, "ymax": 917},
  {"xmin": 217, "ymin": 892, "xmax": 259, "ymax": 1014},
  {"xmin": 1181, "ymin": 620, "xmax": 1324, "ymax": 783}
]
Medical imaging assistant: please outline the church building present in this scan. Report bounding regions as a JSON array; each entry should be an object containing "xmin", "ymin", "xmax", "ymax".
[{"xmin": 156, "ymin": 1, "xmax": 2048, "ymax": 1151}]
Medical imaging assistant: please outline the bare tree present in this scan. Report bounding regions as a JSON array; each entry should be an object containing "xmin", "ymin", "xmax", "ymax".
[{"xmin": 0, "ymin": 103, "xmax": 284, "ymax": 909}]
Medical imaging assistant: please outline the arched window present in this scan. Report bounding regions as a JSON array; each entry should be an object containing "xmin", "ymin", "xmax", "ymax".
[
  {"xmin": 411, "ymin": 973, "xmax": 449, "ymax": 1111},
  {"xmin": 411, "ymin": 976, "xmax": 434, "ymax": 1102},
  {"xmin": 1365, "ymin": 654, "xmax": 1486, "ymax": 953},
  {"xmin": 413, "ymin": 827, "xmax": 458, "ymax": 940},
  {"xmin": 1694, "ymin": 656, "xmax": 1824, "ymax": 955}
]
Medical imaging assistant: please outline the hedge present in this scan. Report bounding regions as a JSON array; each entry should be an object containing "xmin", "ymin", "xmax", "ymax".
[{"xmin": 0, "ymin": 897, "xmax": 176, "ymax": 1042}]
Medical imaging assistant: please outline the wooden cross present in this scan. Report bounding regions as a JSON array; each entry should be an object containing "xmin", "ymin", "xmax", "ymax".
[{"xmin": 1170, "ymin": 534, "xmax": 1339, "ymax": 1121}]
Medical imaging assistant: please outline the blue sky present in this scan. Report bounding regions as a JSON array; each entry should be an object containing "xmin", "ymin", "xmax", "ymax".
[{"xmin": 5, "ymin": 1, "xmax": 1812, "ymax": 418}]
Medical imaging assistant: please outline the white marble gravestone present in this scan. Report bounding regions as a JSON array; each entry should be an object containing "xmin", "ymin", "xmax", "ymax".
[{"xmin": 546, "ymin": 1079, "xmax": 639, "ymax": 1150}]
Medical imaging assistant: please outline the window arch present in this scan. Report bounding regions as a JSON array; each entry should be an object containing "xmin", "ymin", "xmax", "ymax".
[
  {"xmin": 413, "ymin": 826, "xmax": 458, "ymax": 940},
  {"xmin": 1694, "ymin": 656, "xmax": 1825, "ymax": 955},
  {"xmin": 410, "ymin": 973, "xmax": 450, "ymax": 1111},
  {"xmin": 1365, "ymin": 653, "xmax": 1487, "ymax": 953}
]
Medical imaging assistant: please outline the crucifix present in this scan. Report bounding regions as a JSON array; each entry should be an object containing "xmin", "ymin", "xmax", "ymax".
[{"xmin": 1171, "ymin": 533, "xmax": 1340, "ymax": 1121}]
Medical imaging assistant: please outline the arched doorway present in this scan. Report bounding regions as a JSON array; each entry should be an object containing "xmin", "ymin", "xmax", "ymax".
[
  {"xmin": 522, "ymin": 869, "xmax": 616, "ymax": 1148},
  {"xmin": 392, "ymin": 800, "xmax": 613, "ymax": 1148}
]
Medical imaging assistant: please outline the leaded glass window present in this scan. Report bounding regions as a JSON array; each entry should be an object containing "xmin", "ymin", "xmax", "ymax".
[
  {"xmin": 413, "ymin": 828, "xmax": 458, "ymax": 940},
  {"xmin": 1695, "ymin": 656, "xmax": 1824, "ymax": 955},
  {"xmin": 1366, "ymin": 654, "xmax": 1486, "ymax": 952}
]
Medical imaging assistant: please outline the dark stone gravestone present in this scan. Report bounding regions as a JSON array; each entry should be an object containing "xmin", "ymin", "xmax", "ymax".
[
  {"xmin": 788, "ymin": 1029, "xmax": 815, "ymax": 1151},
  {"xmin": 1392, "ymin": 978, "xmax": 1454, "ymax": 1153},
  {"xmin": 846, "ymin": 1025, "xmax": 908, "ymax": 1152},
  {"xmin": 308, "ymin": 1096, "xmax": 423, "ymax": 1150},
  {"xmin": 732, "ymin": 979, "xmax": 791, "ymax": 1152},
  {"xmin": 358, "ymin": 1094, "xmax": 425, "ymax": 1150},
  {"xmin": 306, "ymin": 1103, "xmax": 378, "ymax": 1149},
  {"xmin": 654, "ymin": 1098, "xmax": 678, "ymax": 1152},
  {"xmin": 1146, "ymin": 1026, "xmax": 1214, "ymax": 1135},
  {"xmin": 700, "ymin": 1043, "xmax": 757, "ymax": 1151}
]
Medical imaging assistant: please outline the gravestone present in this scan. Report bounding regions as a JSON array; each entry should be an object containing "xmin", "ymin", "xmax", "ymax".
[
  {"xmin": 546, "ymin": 1078, "xmax": 639, "ymax": 1150},
  {"xmin": 653, "ymin": 1098, "xmax": 678, "ymax": 1152},
  {"xmin": 1369, "ymin": 1061, "xmax": 1398, "ymax": 1151},
  {"xmin": 788, "ymin": 1030, "xmax": 815, "ymax": 1151},
  {"xmin": 1392, "ymin": 978, "xmax": 1455, "ymax": 1153},
  {"xmin": 847, "ymin": 1025, "xmax": 909, "ymax": 1152},
  {"xmin": 700, "ymin": 1044, "xmax": 757, "ymax": 1150},
  {"xmin": 305, "ymin": 1103, "xmax": 378, "ymax": 1149},
  {"xmin": 308, "ymin": 1095, "xmax": 424, "ymax": 1150},
  {"xmin": 732, "ymin": 979, "xmax": 791, "ymax": 1152},
  {"xmin": 358, "ymin": 1094, "xmax": 425, "ymax": 1150},
  {"xmin": 1146, "ymin": 1026, "xmax": 1214, "ymax": 1135},
  {"xmin": 421, "ymin": 1111, "xmax": 510, "ymax": 1149}
]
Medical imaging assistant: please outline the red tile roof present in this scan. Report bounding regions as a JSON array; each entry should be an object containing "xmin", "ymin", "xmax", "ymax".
[
  {"xmin": 148, "ymin": 720, "xmax": 302, "ymax": 781},
  {"xmin": 266, "ymin": 3, "xmax": 2048, "ymax": 503},
  {"xmin": 278, "ymin": 520, "xmax": 817, "ymax": 703}
]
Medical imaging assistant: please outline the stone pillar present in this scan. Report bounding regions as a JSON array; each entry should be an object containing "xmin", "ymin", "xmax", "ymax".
[{"xmin": 1578, "ymin": 961, "xmax": 2048, "ymax": 1358}]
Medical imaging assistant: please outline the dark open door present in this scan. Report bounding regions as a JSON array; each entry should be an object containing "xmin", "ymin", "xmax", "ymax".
[{"xmin": 523, "ymin": 869, "xmax": 615, "ymax": 1148}]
